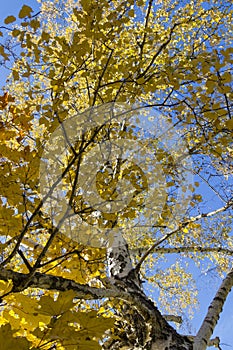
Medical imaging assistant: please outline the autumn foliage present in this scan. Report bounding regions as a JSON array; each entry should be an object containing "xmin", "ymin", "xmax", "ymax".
[{"xmin": 0, "ymin": 0, "xmax": 232, "ymax": 349}]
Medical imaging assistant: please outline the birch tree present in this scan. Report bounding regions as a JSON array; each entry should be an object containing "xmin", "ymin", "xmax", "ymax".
[{"xmin": 0, "ymin": 0, "xmax": 232, "ymax": 349}]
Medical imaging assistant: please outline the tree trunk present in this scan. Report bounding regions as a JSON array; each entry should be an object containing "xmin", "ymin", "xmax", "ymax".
[{"xmin": 106, "ymin": 233, "xmax": 194, "ymax": 349}]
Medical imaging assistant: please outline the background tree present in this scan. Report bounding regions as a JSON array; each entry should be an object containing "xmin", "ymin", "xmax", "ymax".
[{"xmin": 0, "ymin": 0, "xmax": 232, "ymax": 349}]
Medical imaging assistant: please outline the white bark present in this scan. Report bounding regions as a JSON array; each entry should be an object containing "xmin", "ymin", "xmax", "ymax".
[{"xmin": 107, "ymin": 231, "xmax": 133, "ymax": 278}]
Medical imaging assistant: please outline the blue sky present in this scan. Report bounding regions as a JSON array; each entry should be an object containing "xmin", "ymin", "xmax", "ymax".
[{"xmin": 0, "ymin": 1, "xmax": 233, "ymax": 348}]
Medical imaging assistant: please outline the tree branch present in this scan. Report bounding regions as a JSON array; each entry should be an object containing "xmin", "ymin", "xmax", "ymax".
[
  {"xmin": 133, "ymin": 246, "xmax": 233, "ymax": 257},
  {"xmin": 0, "ymin": 268, "xmax": 125, "ymax": 299},
  {"xmin": 135, "ymin": 200, "xmax": 233, "ymax": 272},
  {"xmin": 163, "ymin": 314, "xmax": 183, "ymax": 324}
]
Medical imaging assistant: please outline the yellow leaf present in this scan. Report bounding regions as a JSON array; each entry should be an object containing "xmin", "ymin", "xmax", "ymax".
[
  {"xmin": 225, "ymin": 119, "xmax": 233, "ymax": 130},
  {"xmin": 222, "ymin": 72, "xmax": 231, "ymax": 83},
  {"xmin": 137, "ymin": 77, "xmax": 145, "ymax": 84},
  {"xmin": 0, "ymin": 324, "xmax": 31, "ymax": 350},
  {"xmin": 128, "ymin": 9, "xmax": 134, "ymax": 17},
  {"xmin": 0, "ymin": 46, "xmax": 9, "ymax": 61},
  {"xmin": 29, "ymin": 19, "xmax": 40, "ymax": 31},
  {"xmin": 37, "ymin": 290, "xmax": 77, "ymax": 316},
  {"xmin": 12, "ymin": 29, "xmax": 21, "ymax": 37},
  {"xmin": 18, "ymin": 5, "xmax": 33, "ymax": 19},
  {"xmin": 182, "ymin": 228, "xmax": 189, "ymax": 233},
  {"xmin": 0, "ymin": 280, "xmax": 13, "ymax": 296},
  {"xmin": 98, "ymin": 307, "xmax": 105, "ymax": 314},
  {"xmin": 4, "ymin": 16, "xmax": 16, "ymax": 24},
  {"xmin": 12, "ymin": 70, "xmax": 19, "ymax": 81}
]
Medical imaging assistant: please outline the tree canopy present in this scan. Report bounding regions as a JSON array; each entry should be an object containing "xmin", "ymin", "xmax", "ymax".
[{"xmin": 0, "ymin": 0, "xmax": 232, "ymax": 349}]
